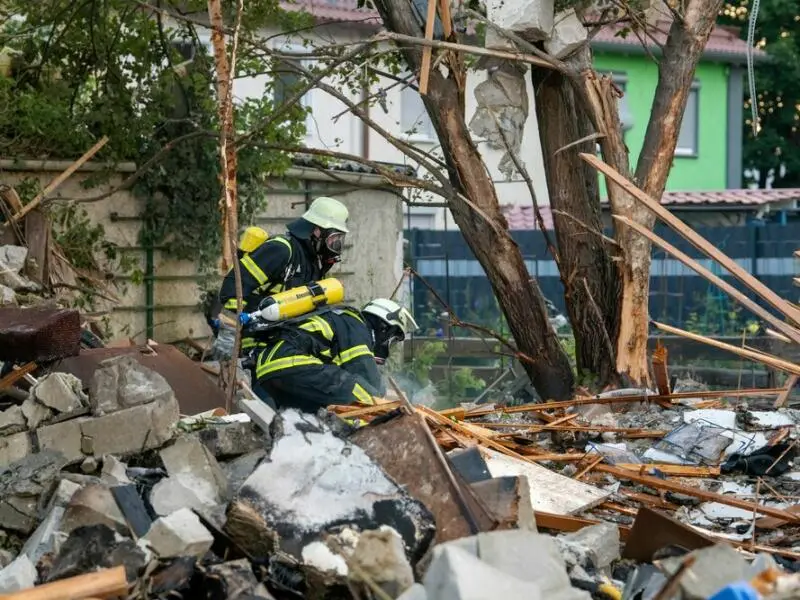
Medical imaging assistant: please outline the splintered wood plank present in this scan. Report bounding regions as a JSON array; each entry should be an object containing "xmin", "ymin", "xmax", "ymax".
[
  {"xmin": 479, "ymin": 447, "xmax": 611, "ymax": 515},
  {"xmin": 418, "ymin": 0, "xmax": 438, "ymax": 95},
  {"xmin": 774, "ymin": 374, "xmax": 799, "ymax": 409}
]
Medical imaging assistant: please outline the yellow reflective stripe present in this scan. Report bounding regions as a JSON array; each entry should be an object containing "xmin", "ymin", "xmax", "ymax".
[
  {"xmin": 224, "ymin": 298, "xmax": 239, "ymax": 310},
  {"xmin": 256, "ymin": 355, "xmax": 323, "ymax": 378},
  {"xmin": 334, "ymin": 344, "xmax": 372, "ymax": 366},
  {"xmin": 241, "ymin": 255, "xmax": 268, "ymax": 286},
  {"xmin": 312, "ymin": 316, "xmax": 334, "ymax": 340},
  {"xmin": 353, "ymin": 383, "xmax": 374, "ymax": 405},
  {"xmin": 269, "ymin": 236, "xmax": 292, "ymax": 253},
  {"xmin": 241, "ymin": 337, "xmax": 257, "ymax": 349},
  {"xmin": 342, "ymin": 309, "xmax": 364, "ymax": 324}
]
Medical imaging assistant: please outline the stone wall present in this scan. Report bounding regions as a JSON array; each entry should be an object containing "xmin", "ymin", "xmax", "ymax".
[{"xmin": 1, "ymin": 161, "xmax": 404, "ymax": 343}]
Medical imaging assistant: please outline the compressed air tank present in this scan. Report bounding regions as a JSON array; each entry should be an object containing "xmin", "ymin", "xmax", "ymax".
[
  {"xmin": 254, "ymin": 278, "xmax": 345, "ymax": 322},
  {"xmin": 238, "ymin": 226, "xmax": 269, "ymax": 254}
]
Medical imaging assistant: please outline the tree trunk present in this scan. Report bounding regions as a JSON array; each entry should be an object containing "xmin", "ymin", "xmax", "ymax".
[
  {"xmin": 609, "ymin": 0, "xmax": 726, "ymax": 385},
  {"xmin": 532, "ymin": 50, "xmax": 621, "ymax": 389},
  {"xmin": 373, "ymin": 0, "xmax": 574, "ymax": 400}
]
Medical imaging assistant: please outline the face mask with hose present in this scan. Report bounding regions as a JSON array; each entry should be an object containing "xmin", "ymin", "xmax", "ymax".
[{"xmin": 362, "ymin": 298, "xmax": 419, "ymax": 365}]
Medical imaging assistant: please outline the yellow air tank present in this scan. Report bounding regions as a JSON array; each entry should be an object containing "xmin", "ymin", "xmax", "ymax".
[
  {"xmin": 239, "ymin": 226, "xmax": 269, "ymax": 254},
  {"xmin": 254, "ymin": 278, "xmax": 345, "ymax": 322}
]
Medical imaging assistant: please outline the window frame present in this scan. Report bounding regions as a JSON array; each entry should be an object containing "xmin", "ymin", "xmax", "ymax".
[
  {"xmin": 272, "ymin": 41, "xmax": 314, "ymax": 135},
  {"xmin": 675, "ymin": 81, "xmax": 701, "ymax": 158}
]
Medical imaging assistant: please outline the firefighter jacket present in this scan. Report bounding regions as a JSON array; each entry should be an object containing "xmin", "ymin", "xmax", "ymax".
[
  {"xmin": 218, "ymin": 234, "xmax": 325, "ymax": 350},
  {"xmin": 253, "ymin": 307, "xmax": 385, "ymax": 411}
]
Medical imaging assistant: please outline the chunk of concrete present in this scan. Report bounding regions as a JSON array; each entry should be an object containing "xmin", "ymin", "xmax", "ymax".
[
  {"xmin": 59, "ymin": 483, "xmax": 129, "ymax": 536},
  {"xmin": 560, "ymin": 522, "xmax": 620, "ymax": 571},
  {"xmin": 350, "ymin": 527, "xmax": 415, "ymax": 598},
  {"xmin": 32, "ymin": 373, "xmax": 85, "ymax": 414},
  {"xmin": 0, "ymin": 450, "xmax": 66, "ymax": 534},
  {"xmin": 20, "ymin": 479, "xmax": 81, "ymax": 564},
  {"xmin": 225, "ymin": 409, "xmax": 435, "ymax": 568},
  {"xmin": 237, "ymin": 397, "xmax": 276, "ymax": 434},
  {"xmin": 89, "ymin": 355, "xmax": 174, "ymax": 415},
  {"xmin": 150, "ymin": 436, "xmax": 228, "ymax": 518},
  {"xmin": 0, "ymin": 284, "xmax": 16, "ymax": 306},
  {"xmin": 143, "ymin": 508, "xmax": 214, "ymax": 559},
  {"xmin": 37, "ymin": 391, "xmax": 180, "ymax": 464},
  {"xmin": 0, "ymin": 555, "xmax": 37, "ymax": 593},
  {"xmin": 486, "ymin": 0, "xmax": 554, "ymax": 42},
  {"xmin": 192, "ymin": 421, "xmax": 266, "ymax": 459},
  {"xmin": 423, "ymin": 544, "xmax": 544, "ymax": 599},
  {"xmin": 0, "ymin": 432, "xmax": 32, "ymax": 467},
  {"xmin": 100, "ymin": 455, "xmax": 131, "ymax": 486},
  {"xmin": 20, "ymin": 396, "xmax": 52, "ymax": 429},
  {"xmin": 0, "ymin": 246, "xmax": 34, "ymax": 292},
  {"xmin": 662, "ymin": 543, "xmax": 750, "ymax": 600},
  {"xmin": 0, "ymin": 405, "xmax": 25, "ymax": 434},
  {"xmin": 221, "ymin": 450, "xmax": 266, "ymax": 495},
  {"xmin": 544, "ymin": 9, "xmax": 587, "ymax": 57},
  {"xmin": 471, "ymin": 476, "xmax": 536, "ymax": 530},
  {"xmin": 0, "ymin": 550, "xmax": 15, "ymax": 569}
]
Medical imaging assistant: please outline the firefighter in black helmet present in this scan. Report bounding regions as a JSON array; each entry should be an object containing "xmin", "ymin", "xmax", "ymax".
[{"xmin": 206, "ymin": 196, "xmax": 350, "ymax": 358}]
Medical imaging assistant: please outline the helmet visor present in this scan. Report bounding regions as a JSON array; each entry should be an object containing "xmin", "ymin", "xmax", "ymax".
[{"xmin": 325, "ymin": 231, "xmax": 346, "ymax": 255}]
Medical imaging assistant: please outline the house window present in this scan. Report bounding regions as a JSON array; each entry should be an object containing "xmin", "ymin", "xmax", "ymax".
[
  {"xmin": 272, "ymin": 50, "xmax": 313, "ymax": 132},
  {"xmin": 676, "ymin": 84, "xmax": 700, "ymax": 157},
  {"xmin": 400, "ymin": 82, "xmax": 435, "ymax": 141}
]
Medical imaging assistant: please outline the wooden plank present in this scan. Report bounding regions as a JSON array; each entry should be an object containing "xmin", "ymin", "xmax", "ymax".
[
  {"xmin": 23, "ymin": 209, "xmax": 50, "ymax": 285},
  {"xmin": 614, "ymin": 464, "xmax": 720, "ymax": 478},
  {"xmin": 652, "ymin": 341, "xmax": 671, "ymax": 396},
  {"xmin": 9, "ymin": 137, "xmax": 109, "ymax": 224},
  {"xmin": 595, "ymin": 464, "xmax": 800, "ymax": 523},
  {"xmin": 418, "ymin": 0, "xmax": 438, "ymax": 95},
  {"xmin": 774, "ymin": 373, "xmax": 799, "ymax": 409},
  {"xmin": 652, "ymin": 321, "xmax": 800, "ymax": 376},
  {"xmin": 615, "ymin": 214, "xmax": 800, "ymax": 345},
  {"xmin": 0, "ymin": 362, "xmax": 37, "ymax": 391},
  {"xmin": 480, "ymin": 447, "xmax": 611, "ymax": 515},
  {"xmin": 581, "ymin": 152, "xmax": 800, "ymax": 324},
  {"xmin": 533, "ymin": 511, "xmax": 631, "ymax": 541},
  {"xmin": 0, "ymin": 565, "xmax": 127, "ymax": 600},
  {"xmin": 755, "ymin": 505, "xmax": 800, "ymax": 530}
]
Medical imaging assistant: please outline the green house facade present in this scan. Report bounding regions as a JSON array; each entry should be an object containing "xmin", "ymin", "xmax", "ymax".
[{"xmin": 590, "ymin": 21, "xmax": 762, "ymax": 196}]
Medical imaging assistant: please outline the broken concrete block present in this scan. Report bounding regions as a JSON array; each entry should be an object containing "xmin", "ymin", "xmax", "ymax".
[
  {"xmin": 471, "ymin": 476, "xmax": 536, "ymax": 530},
  {"xmin": 486, "ymin": 0, "xmax": 554, "ymax": 42},
  {"xmin": 43, "ymin": 524, "xmax": 147, "ymax": 583},
  {"xmin": 32, "ymin": 373, "xmax": 85, "ymax": 413},
  {"xmin": 20, "ymin": 395, "xmax": 52, "ymax": 429},
  {"xmin": 0, "ymin": 550, "xmax": 15, "ymax": 569},
  {"xmin": 19, "ymin": 479, "xmax": 80, "ymax": 565},
  {"xmin": 0, "ymin": 555, "xmax": 37, "ymax": 593},
  {"xmin": 423, "ymin": 544, "xmax": 544, "ymax": 599},
  {"xmin": 203, "ymin": 559, "xmax": 275, "ymax": 599},
  {"xmin": 225, "ymin": 409, "xmax": 435, "ymax": 568},
  {"xmin": 0, "ymin": 450, "xmax": 66, "ymax": 534},
  {"xmin": 351, "ymin": 527, "xmax": 414, "ymax": 598},
  {"xmin": 193, "ymin": 421, "xmax": 266, "ymax": 459},
  {"xmin": 59, "ymin": 483, "xmax": 130, "ymax": 537},
  {"xmin": 462, "ymin": 531, "xmax": 589, "ymax": 600},
  {"xmin": 0, "ymin": 307, "xmax": 81, "ymax": 362},
  {"xmin": 37, "ymin": 391, "xmax": 180, "ymax": 464},
  {"xmin": 485, "ymin": 27, "xmax": 517, "ymax": 52},
  {"xmin": 560, "ymin": 522, "xmax": 620, "ymax": 572},
  {"xmin": 0, "ymin": 431, "xmax": 32, "ymax": 467},
  {"xmin": 544, "ymin": 9, "xmax": 587, "ymax": 57},
  {"xmin": 150, "ymin": 436, "xmax": 228, "ymax": 518},
  {"xmin": 100, "ymin": 455, "xmax": 131, "ymax": 486},
  {"xmin": 222, "ymin": 450, "xmax": 266, "ymax": 495},
  {"xmin": 0, "ymin": 406, "xmax": 26, "ymax": 434},
  {"xmin": 0, "ymin": 246, "xmax": 35, "ymax": 292},
  {"xmin": 143, "ymin": 508, "xmax": 214, "ymax": 559},
  {"xmin": 0, "ymin": 284, "xmax": 15, "ymax": 306},
  {"xmin": 662, "ymin": 544, "xmax": 750, "ymax": 600},
  {"xmin": 237, "ymin": 397, "xmax": 276, "ymax": 434},
  {"xmin": 89, "ymin": 355, "xmax": 174, "ymax": 415}
]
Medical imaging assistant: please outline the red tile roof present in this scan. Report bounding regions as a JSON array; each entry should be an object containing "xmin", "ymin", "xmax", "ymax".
[
  {"xmin": 280, "ymin": 0, "xmax": 380, "ymax": 25},
  {"xmin": 591, "ymin": 19, "xmax": 766, "ymax": 60},
  {"xmin": 501, "ymin": 189, "xmax": 800, "ymax": 230}
]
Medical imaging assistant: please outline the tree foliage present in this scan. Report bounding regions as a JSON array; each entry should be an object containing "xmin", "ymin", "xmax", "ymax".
[
  {"xmin": 0, "ymin": 0, "xmax": 311, "ymax": 272},
  {"xmin": 720, "ymin": 0, "xmax": 800, "ymax": 187}
]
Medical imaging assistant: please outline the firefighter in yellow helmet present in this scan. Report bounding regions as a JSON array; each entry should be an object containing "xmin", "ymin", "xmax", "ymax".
[
  {"xmin": 247, "ymin": 298, "xmax": 418, "ymax": 412},
  {"xmin": 206, "ymin": 196, "xmax": 350, "ymax": 359}
]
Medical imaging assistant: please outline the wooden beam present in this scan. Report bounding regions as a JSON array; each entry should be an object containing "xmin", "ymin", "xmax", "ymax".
[
  {"xmin": 581, "ymin": 152, "xmax": 800, "ymax": 324},
  {"xmin": 0, "ymin": 566, "xmax": 127, "ymax": 600},
  {"xmin": 774, "ymin": 373, "xmax": 799, "ymax": 409},
  {"xmin": 0, "ymin": 362, "xmax": 37, "ymax": 391},
  {"xmin": 418, "ymin": 0, "xmax": 438, "ymax": 95},
  {"xmin": 595, "ymin": 464, "xmax": 800, "ymax": 523},
  {"xmin": 652, "ymin": 321, "xmax": 800, "ymax": 376},
  {"xmin": 615, "ymin": 214, "xmax": 800, "ymax": 345},
  {"xmin": 533, "ymin": 511, "xmax": 631, "ymax": 541},
  {"xmin": 614, "ymin": 464, "xmax": 720, "ymax": 478}
]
